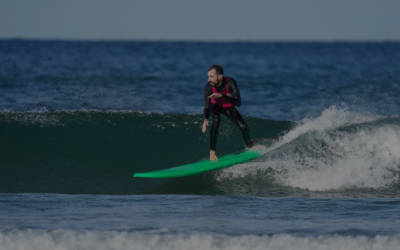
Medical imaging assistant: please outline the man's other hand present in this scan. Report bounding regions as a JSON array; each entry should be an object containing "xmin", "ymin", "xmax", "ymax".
[{"xmin": 202, "ymin": 119, "xmax": 209, "ymax": 133}]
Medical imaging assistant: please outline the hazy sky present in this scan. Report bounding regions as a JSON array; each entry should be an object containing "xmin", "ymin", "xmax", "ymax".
[{"xmin": 1, "ymin": 0, "xmax": 399, "ymax": 41}]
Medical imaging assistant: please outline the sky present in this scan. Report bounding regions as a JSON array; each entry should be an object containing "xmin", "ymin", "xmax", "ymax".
[{"xmin": 1, "ymin": 0, "xmax": 400, "ymax": 41}]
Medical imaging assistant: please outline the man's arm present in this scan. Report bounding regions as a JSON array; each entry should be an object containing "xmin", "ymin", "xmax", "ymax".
[
  {"xmin": 203, "ymin": 83, "xmax": 213, "ymax": 120},
  {"xmin": 221, "ymin": 78, "xmax": 241, "ymax": 107}
]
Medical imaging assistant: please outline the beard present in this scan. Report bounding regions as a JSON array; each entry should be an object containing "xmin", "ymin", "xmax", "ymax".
[{"xmin": 209, "ymin": 79, "xmax": 221, "ymax": 86}]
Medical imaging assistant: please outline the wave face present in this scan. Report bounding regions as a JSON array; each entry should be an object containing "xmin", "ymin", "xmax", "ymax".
[
  {"xmin": 2, "ymin": 107, "xmax": 400, "ymax": 197},
  {"xmin": 0, "ymin": 110, "xmax": 290, "ymax": 194}
]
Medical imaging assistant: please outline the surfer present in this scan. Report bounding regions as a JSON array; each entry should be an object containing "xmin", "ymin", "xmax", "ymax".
[{"xmin": 202, "ymin": 64, "xmax": 253, "ymax": 160}]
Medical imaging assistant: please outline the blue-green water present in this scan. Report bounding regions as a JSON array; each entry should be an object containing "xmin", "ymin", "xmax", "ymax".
[{"xmin": 1, "ymin": 40, "xmax": 400, "ymax": 249}]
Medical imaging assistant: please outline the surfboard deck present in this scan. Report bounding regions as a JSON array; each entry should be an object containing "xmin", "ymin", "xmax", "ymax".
[{"xmin": 133, "ymin": 146, "xmax": 267, "ymax": 178}]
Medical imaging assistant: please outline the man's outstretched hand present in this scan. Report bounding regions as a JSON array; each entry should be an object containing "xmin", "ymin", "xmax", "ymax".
[
  {"xmin": 208, "ymin": 93, "xmax": 222, "ymax": 99},
  {"xmin": 202, "ymin": 119, "xmax": 209, "ymax": 133}
]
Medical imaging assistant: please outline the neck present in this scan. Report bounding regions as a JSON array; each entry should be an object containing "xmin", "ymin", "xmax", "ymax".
[{"xmin": 215, "ymin": 77, "xmax": 224, "ymax": 88}]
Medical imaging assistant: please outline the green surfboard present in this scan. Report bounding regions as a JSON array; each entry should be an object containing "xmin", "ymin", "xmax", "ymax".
[{"xmin": 133, "ymin": 149, "xmax": 264, "ymax": 178}]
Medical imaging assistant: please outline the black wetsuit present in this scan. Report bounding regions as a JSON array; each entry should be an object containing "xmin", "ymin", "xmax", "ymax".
[{"xmin": 203, "ymin": 77, "xmax": 252, "ymax": 150}]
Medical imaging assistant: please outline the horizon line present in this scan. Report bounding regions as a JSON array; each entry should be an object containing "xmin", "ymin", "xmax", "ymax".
[{"xmin": 1, "ymin": 38, "xmax": 400, "ymax": 43}]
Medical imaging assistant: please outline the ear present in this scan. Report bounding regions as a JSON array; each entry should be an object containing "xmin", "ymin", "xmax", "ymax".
[{"xmin": 217, "ymin": 74, "xmax": 223, "ymax": 80}]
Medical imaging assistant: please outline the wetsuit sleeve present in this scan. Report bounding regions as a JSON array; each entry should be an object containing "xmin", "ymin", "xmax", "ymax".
[
  {"xmin": 221, "ymin": 78, "xmax": 241, "ymax": 107},
  {"xmin": 203, "ymin": 83, "xmax": 213, "ymax": 119}
]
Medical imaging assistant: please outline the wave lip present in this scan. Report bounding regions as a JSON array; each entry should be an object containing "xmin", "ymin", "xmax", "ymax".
[{"xmin": 282, "ymin": 106, "xmax": 382, "ymax": 143}]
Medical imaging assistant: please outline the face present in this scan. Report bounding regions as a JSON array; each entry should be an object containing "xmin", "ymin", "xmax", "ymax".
[{"xmin": 208, "ymin": 69, "xmax": 223, "ymax": 86}]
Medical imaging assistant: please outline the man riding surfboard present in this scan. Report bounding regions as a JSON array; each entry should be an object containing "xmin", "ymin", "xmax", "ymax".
[{"xmin": 202, "ymin": 64, "xmax": 253, "ymax": 160}]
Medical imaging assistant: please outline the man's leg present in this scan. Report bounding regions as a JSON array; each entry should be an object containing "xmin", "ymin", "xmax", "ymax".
[
  {"xmin": 224, "ymin": 108, "xmax": 252, "ymax": 148},
  {"xmin": 209, "ymin": 106, "xmax": 221, "ymax": 160}
]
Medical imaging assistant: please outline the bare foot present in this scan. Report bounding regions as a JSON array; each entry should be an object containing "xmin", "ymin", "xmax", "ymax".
[{"xmin": 210, "ymin": 150, "xmax": 218, "ymax": 161}]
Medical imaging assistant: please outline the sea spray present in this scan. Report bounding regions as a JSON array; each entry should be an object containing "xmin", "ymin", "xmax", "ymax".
[{"xmin": 218, "ymin": 107, "xmax": 400, "ymax": 191}]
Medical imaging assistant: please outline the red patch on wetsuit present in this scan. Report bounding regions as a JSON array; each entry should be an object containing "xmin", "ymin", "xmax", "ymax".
[{"xmin": 211, "ymin": 77, "xmax": 234, "ymax": 109}]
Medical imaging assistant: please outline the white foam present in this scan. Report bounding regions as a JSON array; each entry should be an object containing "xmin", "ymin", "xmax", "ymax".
[
  {"xmin": 1, "ymin": 230, "xmax": 399, "ymax": 250},
  {"xmin": 282, "ymin": 106, "xmax": 380, "ymax": 144},
  {"xmin": 218, "ymin": 107, "xmax": 400, "ymax": 191}
]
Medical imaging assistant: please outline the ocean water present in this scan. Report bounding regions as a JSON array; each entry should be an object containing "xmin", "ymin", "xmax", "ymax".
[{"xmin": 1, "ymin": 40, "xmax": 400, "ymax": 249}]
